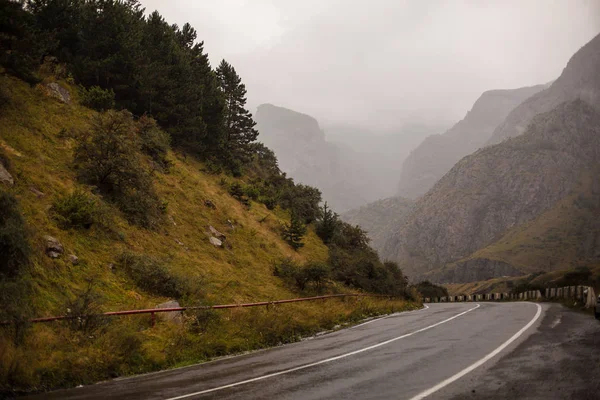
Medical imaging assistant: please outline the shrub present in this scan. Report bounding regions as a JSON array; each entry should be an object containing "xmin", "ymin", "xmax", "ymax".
[
  {"xmin": 51, "ymin": 189, "xmax": 98, "ymax": 229},
  {"xmin": 64, "ymin": 280, "xmax": 108, "ymax": 335},
  {"xmin": 413, "ymin": 281, "xmax": 448, "ymax": 299},
  {"xmin": 118, "ymin": 252, "xmax": 183, "ymax": 298},
  {"xmin": 0, "ymin": 280, "xmax": 33, "ymax": 345},
  {"xmin": 137, "ymin": 116, "xmax": 171, "ymax": 170},
  {"xmin": 80, "ymin": 86, "xmax": 115, "ymax": 111},
  {"xmin": 0, "ymin": 189, "xmax": 30, "ymax": 279},
  {"xmin": 74, "ymin": 110, "xmax": 163, "ymax": 228},
  {"xmin": 273, "ymin": 259, "xmax": 329, "ymax": 291},
  {"xmin": 282, "ymin": 212, "xmax": 306, "ymax": 250}
]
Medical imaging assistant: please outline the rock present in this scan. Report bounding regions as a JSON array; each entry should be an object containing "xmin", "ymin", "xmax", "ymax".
[
  {"xmin": 209, "ymin": 225, "xmax": 226, "ymax": 240},
  {"xmin": 168, "ymin": 215, "xmax": 177, "ymax": 226},
  {"xmin": 29, "ymin": 186, "xmax": 45, "ymax": 197},
  {"xmin": 156, "ymin": 300, "xmax": 183, "ymax": 325},
  {"xmin": 204, "ymin": 199, "xmax": 216, "ymax": 209},
  {"xmin": 209, "ymin": 236, "xmax": 222, "ymax": 247},
  {"xmin": 227, "ymin": 219, "xmax": 235, "ymax": 230},
  {"xmin": 68, "ymin": 254, "xmax": 79, "ymax": 265},
  {"xmin": 45, "ymin": 83, "xmax": 71, "ymax": 104},
  {"xmin": 175, "ymin": 238, "xmax": 184, "ymax": 246},
  {"xmin": 0, "ymin": 163, "xmax": 13, "ymax": 186},
  {"xmin": 45, "ymin": 235, "xmax": 64, "ymax": 258}
]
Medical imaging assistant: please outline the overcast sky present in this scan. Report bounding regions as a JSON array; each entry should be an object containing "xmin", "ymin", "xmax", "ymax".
[{"xmin": 140, "ymin": 0, "xmax": 600, "ymax": 131}]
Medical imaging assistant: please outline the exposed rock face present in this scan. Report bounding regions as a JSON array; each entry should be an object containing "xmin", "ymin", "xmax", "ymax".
[
  {"xmin": 398, "ymin": 85, "xmax": 546, "ymax": 199},
  {"xmin": 45, "ymin": 82, "xmax": 71, "ymax": 104},
  {"xmin": 340, "ymin": 196, "xmax": 414, "ymax": 255},
  {"xmin": 255, "ymin": 104, "xmax": 439, "ymax": 212},
  {"xmin": 487, "ymin": 32, "xmax": 600, "ymax": 145},
  {"xmin": 383, "ymin": 99, "xmax": 600, "ymax": 280},
  {"xmin": 45, "ymin": 235, "xmax": 64, "ymax": 258},
  {"xmin": 0, "ymin": 162, "xmax": 13, "ymax": 186}
]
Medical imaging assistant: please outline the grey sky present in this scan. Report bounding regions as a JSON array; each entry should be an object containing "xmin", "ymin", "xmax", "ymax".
[{"xmin": 140, "ymin": 0, "xmax": 600, "ymax": 130}]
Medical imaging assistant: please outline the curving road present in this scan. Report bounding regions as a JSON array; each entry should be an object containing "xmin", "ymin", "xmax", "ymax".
[{"xmin": 31, "ymin": 301, "xmax": 578, "ymax": 400}]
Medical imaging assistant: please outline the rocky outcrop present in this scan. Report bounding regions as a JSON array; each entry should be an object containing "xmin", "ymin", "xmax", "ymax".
[
  {"xmin": 0, "ymin": 162, "xmax": 13, "ymax": 186},
  {"xmin": 45, "ymin": 82, "xmax": 71, "ymax": 104},
  {"xmin": 398, "ymin": 85, "xmax": 546, "ymax": 199},
  {"xmin": 156, "ymin": 300, "xmax": 183, "ymax": 325},
  {"xmin": 383, "ymin": 99, "xmax": 600, "ymax": 280},
  {"xmin": 487, "ymin": 32, "xmax": 600, "ymax": 145},
  {"xmin": 45, "ymin": 235, "xmax": 64, "ymax": 258},
  {"xmin": 340, "ymin": 196, "xmax": 414, "ymax": 255}
]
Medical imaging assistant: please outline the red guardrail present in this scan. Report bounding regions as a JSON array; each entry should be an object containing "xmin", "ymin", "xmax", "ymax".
[{"xmin": 1, "ymin": 293, "xmax": 393, "ymax": 327}]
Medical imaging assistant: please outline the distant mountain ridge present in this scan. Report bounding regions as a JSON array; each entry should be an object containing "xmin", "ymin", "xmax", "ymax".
[
  {"xmin": 398, "ymin": 84, "xmax": 546, "ymax": 199},
  {"xmin": 255, "ymin": 104, "xmax": 439, "ymax": 212}
]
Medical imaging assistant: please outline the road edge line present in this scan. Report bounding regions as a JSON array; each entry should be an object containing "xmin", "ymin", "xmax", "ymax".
[{"xmin": 408, "ymin": 302, "xmax": 543, "ymax": 400}]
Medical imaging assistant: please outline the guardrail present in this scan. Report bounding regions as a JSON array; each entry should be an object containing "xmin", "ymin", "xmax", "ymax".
[
  {"xmin": 1, "ymin": 293, "xmax": 394, "ymax": 327},
  {"xmin": 423, "ymin": 285, "xmax": 597, "ymax": 308}
]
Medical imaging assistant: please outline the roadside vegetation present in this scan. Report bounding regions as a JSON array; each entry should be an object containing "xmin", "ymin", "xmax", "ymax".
[{"xmin": 0, "ymin": 0, "xmax": 417, "ymax": 394}]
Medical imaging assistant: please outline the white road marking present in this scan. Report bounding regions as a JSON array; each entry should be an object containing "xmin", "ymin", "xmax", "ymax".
[
  {"xmin": 351, "ymin": 304, "xmax": 430, "ymax": 329},
  {"xmin": 408, "ymin": 303, "xmax": 543, "ymax": 400},
  {"xmin": 164, "ymin": 303, "xmax": 479, "ymax": 400}
]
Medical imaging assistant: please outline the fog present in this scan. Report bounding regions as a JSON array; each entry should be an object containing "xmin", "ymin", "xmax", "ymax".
[{"xmin": 140, "ymin": 0, "xmax": 600, "ymax": 131}]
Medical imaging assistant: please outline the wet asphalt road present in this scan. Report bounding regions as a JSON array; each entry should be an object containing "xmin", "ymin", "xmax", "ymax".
[{"xmin": 29, "ymin": 301, "xmax": 570, "ymax": 400}]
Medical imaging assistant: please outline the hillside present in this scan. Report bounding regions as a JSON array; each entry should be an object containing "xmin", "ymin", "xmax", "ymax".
[
  {"xmin": 340, "ymin": 197, "xmax": 414, "ymax": 255},
  {"xmin": 398, "ymin": 84, "xmax": 545, "ymax": 199},
  {"xmin": 383, "ymin": 99, "xmax": 600, "ymax": 281},
  {"xmin": 0, "ymin": 74, "xmax": 415, "ymax": 393},
  {"xmin": 487, "ymin": 32, "xmax": 600, "ymax": 145}
]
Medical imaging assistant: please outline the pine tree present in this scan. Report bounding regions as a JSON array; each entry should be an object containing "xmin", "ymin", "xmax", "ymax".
[
  {"xmin": 316, "ymin": 202, "xmax": 339, "ymax": 244},
  {"xmin": 282, "ymin": 212, "xmax": 307, "ymax": 251},
  {"xmin": 216, "ymin": 59, "xmax": 259, "ymax": 170}
]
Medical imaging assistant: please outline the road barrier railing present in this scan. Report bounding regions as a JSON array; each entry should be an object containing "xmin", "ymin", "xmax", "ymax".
[
  {"xmin": 423, "ymin": 285, "xmax": 597, "ymax": 308},
  {"xmin": 0, "ymin": 293, "xmax": 395, "ymax": 327}
]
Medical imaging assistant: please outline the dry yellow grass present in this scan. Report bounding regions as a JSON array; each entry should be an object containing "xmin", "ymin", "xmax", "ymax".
[{"xmin": 0, "ymin": 74, "xmax": 417, "ymax": 393}]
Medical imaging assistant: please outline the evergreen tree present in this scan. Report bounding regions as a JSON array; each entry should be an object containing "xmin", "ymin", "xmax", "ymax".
[
  {"xmin": 282, "ymin": 212, "xmax": 306, "ymax": 251},
  {"xmin": 316, "ymin": 202, "xmax": 339, "ymax": 244},
  {"xmin": 216, "ymin": 59, "xmax": 258, "ymax": 170}
]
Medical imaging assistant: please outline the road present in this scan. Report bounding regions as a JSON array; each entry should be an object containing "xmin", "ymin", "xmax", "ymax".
[{"xmin": 28, "ymin": 302, "xmax": 600, "ymax": 400}]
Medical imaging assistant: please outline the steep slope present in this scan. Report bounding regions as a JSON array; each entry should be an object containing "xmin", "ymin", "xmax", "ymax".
[
  {"xmin": 383, "ymin": 99, "xmax": 600, "ymax": 281},
  {"xmin": 487, "ymin": 32, "xmax": 600, "ymax": 145},
  {"xmin": 340, "ymin": 197, "xmax": 414, "ymax": 255},
  {"xmin": 0, "ymin": 75, "xmax": 413, "ymax": 392},
  {"xmin": 398, "ymin": 85, "xmax": 545, "ymax": 199}
]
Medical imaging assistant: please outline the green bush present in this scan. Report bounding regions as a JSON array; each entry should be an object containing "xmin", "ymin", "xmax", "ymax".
[
  {"xmin": 52, "ymin": 189, "xmax": 98, "ymax": 229},
  {"xmin": 64, "ymin": 281, "xmax": 108, "ymax": 335},
  {"xmin": 74, "ymin": 110, "xmax": 163, "ymax": 228},
  {"xmin": 80, "ymin": 86, "xmax": 115, "ymax": 111},
  {"xmin": 0, "ymin": 189, "xmax": 30, "ymax": 279},
  {"xmin": 273, "ymin": 259, "xmax": 329, "ymax": 291},
  {"xmin": 244, "ymin": 185, "xmax": 260, "ymax": 201},
  {"xmin": 118, "ymin": 252, "xmax": 183, "ymax": 298}
]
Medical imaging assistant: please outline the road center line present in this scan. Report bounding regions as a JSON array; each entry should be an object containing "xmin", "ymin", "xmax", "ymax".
[
  {"xmin": 408, "ymin": 303, "xmax": 543, "ymax": 400},
  {"xmin": 164, "ymin": 303, "xmax": 480, "ymax": 400}
]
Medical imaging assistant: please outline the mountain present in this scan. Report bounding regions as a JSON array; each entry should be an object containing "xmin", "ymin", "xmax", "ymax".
[
  {"xmin": 255, "ymin": 104, "xmax": 438, "ymax": 212},
  {"xmin": 398, "ymin": 84, "xmax": 546, "ymax": 199},
  {"xmin": 340, "ymin": 196, "xmax": 414, "ymax": 254},
  {"xmin": 487, "ymin": 32, "xmax": 600, "ymax": 145},
  {"xmin": 382, "ymin": 99, "xmax": 600, "ymax": 282}
]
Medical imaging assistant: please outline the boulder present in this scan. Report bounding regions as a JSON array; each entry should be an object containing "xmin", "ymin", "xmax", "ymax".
[
  {"xmin": 156, "ymin": 300, "xmax": 183, "ymax": 324},
  {"xmin": 0, "ymin": 163, "xmax": 13, "ymax": 186},
  {"xmin": 209, "ymin": 225, "xmax": 226, "ymax": 240},
  {"xmin": 46, "ymin": 83, "xmax": 71, "ymax": 104},
  {"xmin": 68, "ymin": 254, "xmax": 79, "ymax": 265},
  {"xmin": 209, "ymin": 236, "xmax": 222, "ymax": 247},
  {"xmin": 45, "ymin": 235, "xmax": 64, "ymax": 258},
  {"xmin": 29, "ymin": 186, "xmax": 45, "ymax": 197}
]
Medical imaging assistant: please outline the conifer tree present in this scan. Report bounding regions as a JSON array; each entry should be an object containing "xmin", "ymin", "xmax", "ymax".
[
  {"xmin": 316, "ymin": 202, "xmax": 339, "ymax": 244},
  {"xmin": 216, "ymin": 59, "xmax": 259, "ymax": 169},
  {"xmin": 282, "ymin": 212, "xmax": 307, "ymax": 251}
]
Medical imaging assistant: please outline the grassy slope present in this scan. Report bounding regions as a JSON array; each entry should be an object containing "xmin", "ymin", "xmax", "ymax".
[{"xmin": 0, "ymin": 74, "xmax": 416, "ymax": 392}]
